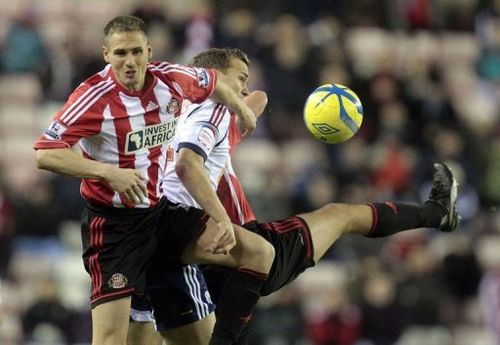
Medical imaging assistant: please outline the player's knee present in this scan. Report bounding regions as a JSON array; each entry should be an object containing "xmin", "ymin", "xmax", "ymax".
[
  {"xmin": 92, "ymin": 300, "xmax": 130, "ymax": 344},
  {"xmin": 241, "ymin": 238, "xmax": 275, "ymax": 273},
  {"xmin": 160, "ymin": 314, "xmax": 214, "ymax": 345},
  {"xmin": 161, "ymin": 332, "xmax": 207, "ymax": 345},
  {"xmin": 260, "ymin": 240, "xmax": 275, "ymax": 269}
]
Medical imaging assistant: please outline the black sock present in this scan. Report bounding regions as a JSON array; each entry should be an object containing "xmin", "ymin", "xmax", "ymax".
[
  {"xmin": 209, "ymin": 268, "xmax": 267, "ymax": 345},
  {"xmin": 365, "ymin": 202, "xmax": 443, "ymax": 238}
]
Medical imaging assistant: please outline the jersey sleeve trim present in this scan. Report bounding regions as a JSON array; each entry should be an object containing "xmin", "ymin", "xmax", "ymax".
[
  {"xmin": 178, "ymin": 142, "xmax": 208, "ymax": 162},
  {"xmin": 33, "ymin": 140, "xmax": 71, "ymax": 150},
  {"xmin": 196, "ymin": 121, "xmax": 220, "ymax": 137},
  {"xmin": 214, "ymin": 129, "xmax": 229, "ymax": 148}
]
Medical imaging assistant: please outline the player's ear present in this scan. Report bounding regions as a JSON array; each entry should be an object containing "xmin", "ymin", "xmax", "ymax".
[
  {"xmin": 102, "ymin": 45, "xmax": 110, "ymax": 63},
  {"xmin": 147, "ymin": 45, "xmax": 152, "ymax": 60}
]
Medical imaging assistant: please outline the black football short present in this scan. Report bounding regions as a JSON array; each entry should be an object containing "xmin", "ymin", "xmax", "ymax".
[
  {"xmin": 132, "ymin": 264, "xmax": 216, "ymax": 331},
  {"xmin": 148, "ymin": 200, "xmax": 208, "ymax": 268},
  {"xmin": 136, "ymin": 200, "xmax": 213, "ymax": 330},
  {"xmin": 250, "ymin": 216, "xmax": 315, "ymax": 295},
  {"xmin": 202, "ymin": 216, "xmax": 315, "ymax": 299},
  {"xmin": 81, "ymin": 198, "xmax": 166, "ymax": 308}
]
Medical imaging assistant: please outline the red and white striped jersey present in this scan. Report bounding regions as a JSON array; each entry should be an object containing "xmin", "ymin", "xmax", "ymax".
[
  {"xmin": 34, "ymin": 61, "xmax": 217, "ymax": 208},
  {"xmin": 163, "ymin": 101, "xmax": 256, "ymax": 224}
]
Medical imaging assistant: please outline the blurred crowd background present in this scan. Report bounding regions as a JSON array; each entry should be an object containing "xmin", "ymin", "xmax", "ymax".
[{"xmin": 0, "ymin": 0, "xmax": 499, "ymax": 344}]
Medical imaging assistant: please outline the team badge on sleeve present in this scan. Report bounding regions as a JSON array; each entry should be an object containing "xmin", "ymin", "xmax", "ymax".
[
  {"xmin": 195, "ymin": 68, "xmax": 210, "ymax": 88},
  {"xmin": 197, "ymin": 124, "xmax": 217, "ymax": 150},
  {"xmin": 43, "ymin": 121, "xmax": 67, "ymax": 140}
]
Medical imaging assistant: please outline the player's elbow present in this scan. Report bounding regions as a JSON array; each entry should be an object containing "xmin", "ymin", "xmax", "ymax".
[
  {"xmin": 176, "ymin": 149, "xmax": 203, "ymax": 182},
  {"xmin": 253, "ymin": 90, "xmax": 268, "ymax": 107},
  {"xmin": 255, "ymin": 91, "xmax": 268, "ymax": 116},
  {"xmin": 175, "ymin": 157, "xmax": 192, "ymax": 182},
  {"xmin": 35, "ymin": 149, "xmax": 64, "ymax": 172},
  {"xmin": 245, "ymin": 90, "xmax": 268, "ymax": 116},
  {"xmin": 35, "ymin": 149, "xmax": 51, "ymax": 170}
]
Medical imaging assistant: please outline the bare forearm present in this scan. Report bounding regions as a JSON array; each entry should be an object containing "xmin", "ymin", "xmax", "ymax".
[
  {"xmin": 176, "ymin": 155, "xmax": 230, "ymax": 223},
  {"xmin": 210, "ymin": 78, "xmax": 256, "ymax": 134},
  {"xmin": 36, "ymin": 148, "xmax": 148, "ymax": 203},
  {"xmin": 35, "ymin": 148, "xmax": 112, "ymax": 180},
  {"xmin": 210, "ymin": 80, "xmax": 245, "ymax": 115}
]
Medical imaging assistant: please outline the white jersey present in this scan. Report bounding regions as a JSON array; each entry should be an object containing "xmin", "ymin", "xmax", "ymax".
[{"xmin": 163, "ymin": 100, "xmax": 231, "ymax": 208}]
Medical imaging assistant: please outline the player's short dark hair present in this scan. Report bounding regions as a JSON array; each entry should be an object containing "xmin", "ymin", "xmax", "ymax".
[
  {"xmin": 190, "ymin": 48, "xmax": 249, "ymax": 72},
  {"xmin": 104, "ymin": 15, "xmax": 147, "ymax": 39}
]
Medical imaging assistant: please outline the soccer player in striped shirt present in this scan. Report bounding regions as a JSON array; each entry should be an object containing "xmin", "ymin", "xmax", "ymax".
[
  {"xmin": 131, "ymin": 47, "xmax": 460, "ymax": 345},
  {"xmin": 34, "ymin": 16, "xmax": 258, "ymax": 345}
]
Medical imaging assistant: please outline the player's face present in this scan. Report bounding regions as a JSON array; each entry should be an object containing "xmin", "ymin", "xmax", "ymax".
[
  {"xmin": 102, "ymin": 31, "xmax": 151, "ymax": 92},
  {"xmin": 220, "ymin": 58, "xmax": 249, "ymax": 98}
]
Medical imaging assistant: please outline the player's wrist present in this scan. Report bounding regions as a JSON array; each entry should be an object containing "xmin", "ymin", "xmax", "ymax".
[
  {"xmin": 215, "ymin": 214, "xmax": 231, "ymax": 224},
  {"xmin": 96, "ymin": 164, "xmax": 117, "ymax": 181},
  {"xmin": 237, "ymin": 101, "xmax": 252, "ymax": 119}
]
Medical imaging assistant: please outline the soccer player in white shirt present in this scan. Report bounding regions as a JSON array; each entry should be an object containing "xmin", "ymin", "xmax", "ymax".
[
  {"xmin": 134, "ymin": 47, "xmax": 461, "ymax": 345},
  {"xmin": 138, "ymin": 48, "xmax": 273, "ymax": 345}
]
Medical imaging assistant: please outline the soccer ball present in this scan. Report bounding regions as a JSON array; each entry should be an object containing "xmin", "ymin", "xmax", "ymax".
[{"xmin": 303, "ymin": 83, "xmax": 363, "ymax": 144}]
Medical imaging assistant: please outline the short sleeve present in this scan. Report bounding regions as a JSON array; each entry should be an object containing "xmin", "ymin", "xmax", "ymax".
[
  {"xmin": 176, "ymin": 103, "xmax": 230, "ymax": 161},
  {"xmin": 153, "ymin": 63, "xmax": 217, "ymax": 104},
  {"xmin": 34, "ymin": 83, "xmax": 105, "ymax": 150}
]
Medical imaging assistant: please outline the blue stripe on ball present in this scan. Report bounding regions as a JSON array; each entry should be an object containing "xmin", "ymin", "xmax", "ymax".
[
  {"xmin": 313, "ymin": 85, "xmax": 362, "ymax": 134},
  {"xmin": 314, "ymin": 85, "xmax": 364, "ymax": 115},
  {"xmin": 338, "ymin": 94, "xmax": 359, "ymax": 134}
]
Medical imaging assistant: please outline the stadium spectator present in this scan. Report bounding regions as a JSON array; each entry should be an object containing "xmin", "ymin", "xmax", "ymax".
[
  {"xmin": 359, "ymin": 272, "xmax": 407, "ymax": 344},
  {"xmin": 21, "ymin": 279, "xmax": 70, "ymax": 343},
  {"xmin": 0, "ymin": 8, "xmax": 51, "ymax": 94},
  {"xmin": 0, "ymin": 178, "xmax": 15, "ymax": 278}
]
